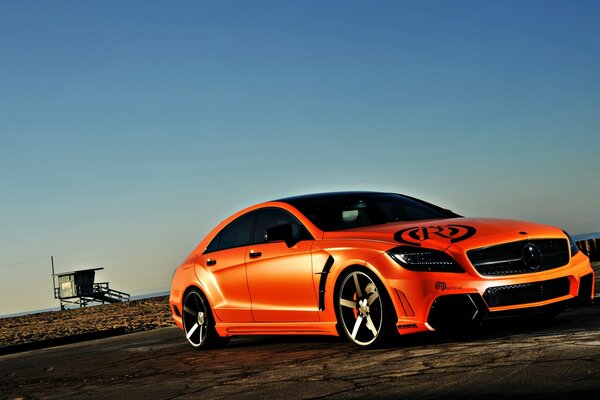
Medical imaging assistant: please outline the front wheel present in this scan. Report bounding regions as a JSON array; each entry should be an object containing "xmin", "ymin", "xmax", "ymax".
[
  {"xmin": 182, "ymin": 288, "xmax": 229, "ymax": 349},
  {"xmin": 336, "ymin": 269, "xmax": 398, "ymax": 347}
]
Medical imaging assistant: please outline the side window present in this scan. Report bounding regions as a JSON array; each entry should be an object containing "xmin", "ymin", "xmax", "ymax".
[
  {"xmin": 205, "ymin": 233, "xmax": 220, "ymax": 253},
  {"xmin": 252, "ymin": 208, "xmax": 312, "ymax": 244},
  {"xmin": 214, "ymin": 212, "xmax": 255, "ymax": 251}
]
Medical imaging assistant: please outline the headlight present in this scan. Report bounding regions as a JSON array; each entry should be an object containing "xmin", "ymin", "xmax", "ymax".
[
  {"xmin": 387, "ymin": 246, "xmax": 464, "ymax": 273},
  {"xmin": 562, "ymin": 230, "xmax": 580, "ymax": 257}
]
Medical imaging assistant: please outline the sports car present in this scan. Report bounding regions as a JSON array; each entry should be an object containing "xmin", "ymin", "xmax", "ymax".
[{"xmin": 169, "ymin": 191, "xmax": 594, "ymax": 348}]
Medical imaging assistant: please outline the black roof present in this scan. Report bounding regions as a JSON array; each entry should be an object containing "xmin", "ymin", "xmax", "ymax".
[
  {"xmin": 275, "ymin": 191, "xmax": 395, "ymax": 204},
  {"xmin": 275, "ymin": 191, "xmax": 461, "ymax": 220}
]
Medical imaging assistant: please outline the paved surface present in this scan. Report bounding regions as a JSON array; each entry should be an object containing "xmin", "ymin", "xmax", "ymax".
[{"xmin": 1, "ymin": 304, "xmax": 600, "ymax": 400}]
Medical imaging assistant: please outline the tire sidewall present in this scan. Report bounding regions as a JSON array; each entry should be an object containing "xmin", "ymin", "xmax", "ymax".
[
  {"xmin": 334, "ymin": 267, "xmax": 398, "ymax": 348},
  {"xmin": 183, "ymin": 287, "xmax": 228, "ymax": 349}
]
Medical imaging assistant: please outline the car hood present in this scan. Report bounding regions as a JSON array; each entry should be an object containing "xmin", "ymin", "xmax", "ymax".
[{"xmin": 321, "ymin": 217, "xmax": 565, "ymax": 251}]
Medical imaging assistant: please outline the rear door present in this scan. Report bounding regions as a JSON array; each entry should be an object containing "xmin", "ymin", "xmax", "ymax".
[{"xmin": 200, "ymin": 212, "xmax": 254, "ymax": 323}]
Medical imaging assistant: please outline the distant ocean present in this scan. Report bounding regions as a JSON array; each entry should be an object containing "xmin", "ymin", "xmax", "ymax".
[{"xmin": 130, "ymin": 290, "xmax": 170, "ymax": 300}]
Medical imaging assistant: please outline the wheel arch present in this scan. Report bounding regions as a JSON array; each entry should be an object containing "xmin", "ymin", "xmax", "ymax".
[
  {"xmin": 182, "ymin": 283, "xmax": 207, "ymax": 302},
  {"xmin": 328, "ymin": 262, "xmax": 401, "ymax": 326},
  {"xmin": 171, "ymin": 262, "xmax": 223, "ymax": 330},
  {"xmin": 330, "ymin": 263, "xmax": 402, "ymax": 346},
  {"xmin": 332, "ymin": 262, "xmax": 398, "ymax": 318},
  {"xmin": 182, "ymin": 282, "xmax": 223, "ymax": 322}
]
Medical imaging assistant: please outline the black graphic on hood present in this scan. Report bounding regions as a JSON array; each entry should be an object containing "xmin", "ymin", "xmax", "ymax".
[{"xmin": 394, "ymin": 224, "xmax": 477, "ymax": 247}]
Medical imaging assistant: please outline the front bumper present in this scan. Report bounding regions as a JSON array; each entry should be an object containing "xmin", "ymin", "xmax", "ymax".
[
  {"xmin": 372, "ymin": 250, "xmax": 595, "ymax": 335},
  {"xmin": 426, "ymin": 272, "xmax": 594, "ymax": 330}
]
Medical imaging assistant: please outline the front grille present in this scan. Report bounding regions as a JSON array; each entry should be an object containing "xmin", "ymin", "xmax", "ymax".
[
  {"xmin": 467, "ymin": 239, "xmax": 569, "ymax": 276},
  {"xmin": 483, "ymin": 277, "xmax": 571, "ymax": 308}
]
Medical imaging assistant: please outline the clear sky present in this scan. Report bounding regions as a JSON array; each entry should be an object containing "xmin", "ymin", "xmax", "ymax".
[{"xmin": 1, "ymin": 1, "xmax": 599, "ymax": 315}]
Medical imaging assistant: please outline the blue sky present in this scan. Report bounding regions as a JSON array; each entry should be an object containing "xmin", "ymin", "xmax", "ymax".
[{"xmin": 1, "ymin": 1, "xmax": 599, "ymax": 315}]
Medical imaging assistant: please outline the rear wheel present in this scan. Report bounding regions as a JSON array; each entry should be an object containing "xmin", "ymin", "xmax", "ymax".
[
  {"xmin": 336, "ymin": 269, "xmax": 398, "ymax": 347},
  {"xmin": 182, "ymin": 288, "xmax": 229, "ymax": 349}
]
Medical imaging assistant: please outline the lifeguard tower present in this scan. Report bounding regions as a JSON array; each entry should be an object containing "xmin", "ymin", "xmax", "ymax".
[{"xmin": 51, "ymin": 258, "xmax": 130, "ymax": 309}]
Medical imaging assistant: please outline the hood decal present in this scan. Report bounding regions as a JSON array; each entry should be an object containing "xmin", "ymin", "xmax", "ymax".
[{"xmin": 394, "ymin": 224, "xmax": 477, "ymax": 247}]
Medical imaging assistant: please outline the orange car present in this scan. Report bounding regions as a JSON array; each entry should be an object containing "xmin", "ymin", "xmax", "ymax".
[{"xmin": 169, "ymin": 192, "xmax": 594, "ymax": 348}]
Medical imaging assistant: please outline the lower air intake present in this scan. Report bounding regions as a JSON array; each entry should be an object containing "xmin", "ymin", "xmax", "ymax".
[{"xmin": 483, "ymin": 277, "xmax": 571, "ymax": 308}]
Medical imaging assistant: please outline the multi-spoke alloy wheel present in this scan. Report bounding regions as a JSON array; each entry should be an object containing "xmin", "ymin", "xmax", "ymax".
[
  {"xmin": 182, "ymin": 288, "xmax": 229, "ymax": 349},
  {"xmin": 183, "ymin": 289, "xmax": 208, "ymax": 347},
  {"xmin": 337, "ymin": 270, "xmax": 393, "ymax": 347}
]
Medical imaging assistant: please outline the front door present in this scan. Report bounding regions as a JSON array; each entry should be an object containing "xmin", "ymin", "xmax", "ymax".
[{"xmin": 245, "ymin": 208, "xmax": 319, "ymax": 322}]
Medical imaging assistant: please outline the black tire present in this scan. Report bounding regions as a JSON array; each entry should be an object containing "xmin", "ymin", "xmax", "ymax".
[
  {"xmin": 335, "ymin": 268, "xmax": 399, "ymax": 347},
  {"xmin": 182, "ymin": 287, "xmax": 230, "ymax": 349}
]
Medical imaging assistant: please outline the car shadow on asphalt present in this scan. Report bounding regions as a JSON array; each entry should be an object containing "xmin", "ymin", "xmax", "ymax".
[{"xmin": 219, "ymin": 303, "xmax": 599, "ymax": 351}]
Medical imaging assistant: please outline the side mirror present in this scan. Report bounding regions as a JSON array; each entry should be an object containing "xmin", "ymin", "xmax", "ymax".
[{"xmin": 265, "ymin": 223, "xmax": 299, "ymax": 247}]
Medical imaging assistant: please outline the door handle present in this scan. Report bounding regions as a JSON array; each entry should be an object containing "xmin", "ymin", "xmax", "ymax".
[
  {"xmin": 206, "ymin": 258, "xmax": 217, "ymax": 266},
  {"xmin": 249, "ymin": 250, "xmax": 262, "ymax": 259}
]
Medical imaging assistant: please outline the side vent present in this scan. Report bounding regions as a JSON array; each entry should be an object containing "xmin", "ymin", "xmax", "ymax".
[
  {"xmin": 172, "ymin": 304, "xmax": 182, "ymax": 317},
  {"xmin": 316, "ymin": 256, "xmax": 335, "ymax": 311}
]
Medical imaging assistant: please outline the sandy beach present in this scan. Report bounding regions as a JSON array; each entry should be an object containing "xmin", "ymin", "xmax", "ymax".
[{"xmin": 0, "ymin": 295, "xmax": 174, "ymax": 350}]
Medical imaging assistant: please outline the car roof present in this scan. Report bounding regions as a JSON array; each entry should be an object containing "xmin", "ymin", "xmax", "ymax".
[{"xmin": 275, "ymin": 191, "xmax": 397, "ymax": 204}]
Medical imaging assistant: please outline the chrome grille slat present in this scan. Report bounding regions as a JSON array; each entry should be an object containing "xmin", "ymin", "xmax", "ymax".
[
  {"xmin": 475, "ymin": 257, "xmax": 522, "ymax": 266},
  {"xmin": 467, "ymin": 239, "xmax": 570, "ymax": 276}
]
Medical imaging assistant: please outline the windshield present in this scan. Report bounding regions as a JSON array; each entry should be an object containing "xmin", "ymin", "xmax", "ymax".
[{"xmin": 283, "ymin": 193, "xmax": 460, "ymax": 231}]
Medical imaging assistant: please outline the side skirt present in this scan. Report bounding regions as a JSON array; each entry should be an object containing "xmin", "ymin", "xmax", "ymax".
[{"xmin": 215, "ymin": 322, "xmax": 339, "ymax": 337}]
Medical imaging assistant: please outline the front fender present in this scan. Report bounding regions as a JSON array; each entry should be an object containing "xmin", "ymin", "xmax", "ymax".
[{"xmin": 313, "ymin": 240, "xmax": 400, "ymax": 323}]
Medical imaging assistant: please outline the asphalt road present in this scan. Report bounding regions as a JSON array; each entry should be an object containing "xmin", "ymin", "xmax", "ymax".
[{"xmin": 2, "ymin": 304, "xmax": 600, "ymax": 400}]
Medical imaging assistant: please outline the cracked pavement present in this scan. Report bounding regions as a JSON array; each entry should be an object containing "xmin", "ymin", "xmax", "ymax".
[{"xmin": 1, "ymin": 304, "xmax": 600, "ymax": 399}]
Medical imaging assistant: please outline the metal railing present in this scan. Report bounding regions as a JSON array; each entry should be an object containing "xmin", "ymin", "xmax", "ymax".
[{"xmin": 54, "ymin": 282, "xmax": 130, "ymax": 308}]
